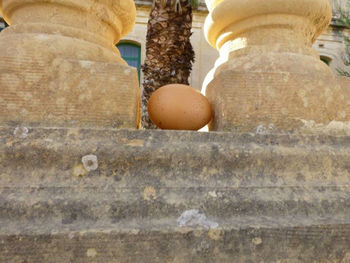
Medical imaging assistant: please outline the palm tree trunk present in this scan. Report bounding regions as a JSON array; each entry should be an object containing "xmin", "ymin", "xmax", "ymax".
[{"xmin": 142, "ymin": 0, "xmax": 195, "ymax": 129}]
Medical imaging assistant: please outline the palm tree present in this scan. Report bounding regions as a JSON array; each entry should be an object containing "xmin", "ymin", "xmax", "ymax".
[
  {"xmin": 141, "ymin": 0, "xmax": 197, "ymax": 129},
  {"xmin": 337, "ymin": 0, "xmax": 350, "ymax": 77}
]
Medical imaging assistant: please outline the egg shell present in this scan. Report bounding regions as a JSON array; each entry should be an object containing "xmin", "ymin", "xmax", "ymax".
[{"xmin": 148, "ymin": 84, "xmax": 212, "ymax": 130}]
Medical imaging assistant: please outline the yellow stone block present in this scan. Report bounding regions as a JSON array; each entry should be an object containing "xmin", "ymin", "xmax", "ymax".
[
  {"xmin": 203, "ymin": 0, "xmax": 350, "ymax": 132},
  {"xmin": 0, "ymin": 0, "xmax": 140, "ymax": 128}
]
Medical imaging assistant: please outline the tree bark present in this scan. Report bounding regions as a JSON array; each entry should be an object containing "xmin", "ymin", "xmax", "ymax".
[{"xmin": 142, "ymin": 0, "xmax": 195, "ymax": 129}]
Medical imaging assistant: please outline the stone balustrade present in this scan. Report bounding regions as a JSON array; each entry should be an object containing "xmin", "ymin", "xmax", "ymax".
[
  {"xmin": 1, "ymin": 1, "xmax": 350, "ymax": 261},
  {"xmin": 0, "ymin": 0, "xmax": 140, "ymax": 128},
  {"xmin": 203, "ymin": 0, "xmax": 350, "ymax": 132}
]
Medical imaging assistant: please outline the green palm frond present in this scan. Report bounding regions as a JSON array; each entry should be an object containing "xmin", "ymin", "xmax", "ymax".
[{"xmin": 190, "ymin": 0, "xmax": 198, "ymax": 9}]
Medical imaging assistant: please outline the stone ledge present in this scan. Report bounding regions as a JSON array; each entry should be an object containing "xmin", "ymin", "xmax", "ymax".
[
  {"xmin": 1, "ymin": 224, "xmax": 350, "ymax": 262},
  {"xmin": 1, "ymin": 127, "xmax": 350, "ymax": 262}
]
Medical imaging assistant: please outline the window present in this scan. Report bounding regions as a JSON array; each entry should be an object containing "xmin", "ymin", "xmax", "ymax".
[
  {"xmin": 0, "ymin": 22, "xmax": 5, "ymax": 32},
  {"xmin": 320, "ymin": 56, "xmax": 332, "ymax": 66},
  {"xmin": 117, "ymin": 42, "xmax": 141, "ymax": 83},
  {"xmin": 0, "ymin": 18, "xmax": 8, "ymax": 32}
]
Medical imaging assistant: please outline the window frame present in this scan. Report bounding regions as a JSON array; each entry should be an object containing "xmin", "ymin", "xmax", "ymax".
[
  {"xmin": 0, "ymin": 17, "xmax": 8, "ymax": 32},
  {"xmin": 320, "ymin": 56, "xmax": 332, "ymax": 66},
  {"xmin": 117, "ymin": 42, "xmax": 141, "ymax": 84}
]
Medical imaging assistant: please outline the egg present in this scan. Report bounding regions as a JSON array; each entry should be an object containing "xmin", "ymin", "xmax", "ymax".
[{"xmin": 148, "ymin": 84, "xmax": 212, "ymax": 130}]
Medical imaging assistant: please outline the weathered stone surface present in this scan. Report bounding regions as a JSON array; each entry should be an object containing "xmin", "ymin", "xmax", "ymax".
[
  {"xmin": 339, "ymin": 76, "xmax": 350, "ymax": 91},
  {"xmin": 0, "ymin": 0, "xmax": 140, "ymax": 129},
  {"xmin": 203, "ymin": 0, "xmax": 350, "ymax": 132},
  {"xmin": 1, "ymin": 126, "xmax": 350, "ymax": 262},
  {"xmin": 207, "ymin": 72, "xmax": 350, "ymax": 132}
]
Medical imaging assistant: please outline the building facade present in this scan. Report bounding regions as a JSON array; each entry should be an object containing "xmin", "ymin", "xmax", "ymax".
[
  {"xmin": 316, "ymin": 0, "xmax": 350, "ymax": 73},
  {"xmin": 123, "ymin": 0, "xmax": 350, "ymax": 90},
  {"xmin": 121, "ymin": 1, "xmax": 219, "ymax": 90}
]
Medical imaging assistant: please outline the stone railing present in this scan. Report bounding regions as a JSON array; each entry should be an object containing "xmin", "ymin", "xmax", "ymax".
[
  {"xmin": 0, "ymin": 0, "xmax": 140, "ymax": 128},
  {"xmin": 203, "ymin": 0, "xmax": 350, "ymax": 132}
]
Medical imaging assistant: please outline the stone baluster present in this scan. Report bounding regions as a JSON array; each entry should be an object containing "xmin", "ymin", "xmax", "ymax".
[
  {"xmin": 0, "ymin": 0, "xmax": 140, "ymax": 128},
  {"xmin": 203, "ymin": 0, "xmax": 350, "ymax": 132}
]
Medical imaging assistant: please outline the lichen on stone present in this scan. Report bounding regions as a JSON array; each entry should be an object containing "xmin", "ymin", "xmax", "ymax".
[
  {"xmin": 73, "ymin": 164, "xmax": 88, "ymax": 177},
  {"xmin": 13, "ymin": 126, "xmax": 29, "ymax": 139},
  {"xmin": 255, "ymin": 124, "xmax": 275, "ymax": 135},
  {"xmin": 81, "ymin": 154, "xmax": 99, "ymax": 172},
  {"xmin": 177, "ymin": 209, "xmax": 218, "ymax": 229},
  {"xmin": 299, "ymin": 120, "xmax": 350, "ymax": 136}
]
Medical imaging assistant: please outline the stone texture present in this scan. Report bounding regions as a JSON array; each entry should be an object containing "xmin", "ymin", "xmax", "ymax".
[
  {"xmin": 0, "ymin": 0, "xmax": 141, "ymax": 129},
  {"xmin": 1, "ymin": 1, "xmax": 349, "ymax": 262},
  {"xmin": 1, "ymin": 126, "xmax": 350, "ymax": 262},
  {"xmin": 339, "ymin": 76, "xmax": 350, "ymax": 92},
  {"xmin": 203, "ymin": 0, "xmax": 350, "ymax": 132}
]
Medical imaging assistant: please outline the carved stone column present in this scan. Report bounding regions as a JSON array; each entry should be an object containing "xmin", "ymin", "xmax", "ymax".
[
  {"xmin": 204, "ymin": 0, "xmax": 350, "ymax": 132},
  {"xmin": 0, "ymin": 0, "xmax": 140, "ymax": 128}
]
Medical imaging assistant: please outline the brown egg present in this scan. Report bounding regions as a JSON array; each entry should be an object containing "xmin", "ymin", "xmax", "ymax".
[{"xmin": 148, "ymin": 84, "xmax": 212, "ymax": 130}]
